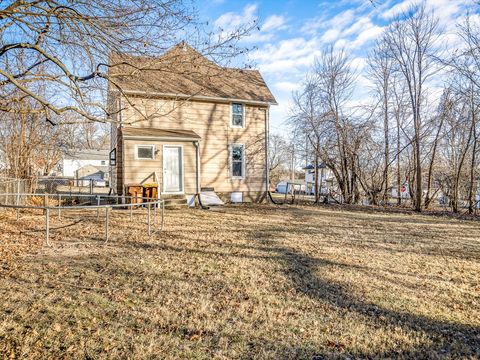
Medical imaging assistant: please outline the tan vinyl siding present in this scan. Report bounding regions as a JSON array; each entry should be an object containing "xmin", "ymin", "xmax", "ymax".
[
  {"xmin": 118, "ymin": 97, "xmax": 267, "ymax": 196},
  {"xmin": 123, "ymin": 140, "xmax": 197, "ymax": 193}
]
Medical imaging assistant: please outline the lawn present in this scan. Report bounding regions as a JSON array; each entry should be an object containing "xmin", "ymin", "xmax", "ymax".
[{"xmin": 0, "ymin": 205, "xmax": 479, "ymax": 359}]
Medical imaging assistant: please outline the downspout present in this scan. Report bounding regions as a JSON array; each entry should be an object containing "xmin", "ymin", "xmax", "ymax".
[
  {"xmin": 265, "ymin": 106, "xmax": 270, "ymax": 202},
  {"xmin": 119, "ymin": 96, "xmax": 126, "ymax": 197},
  {"xmin": 194, "ymin": 140, "xmax": 205, "ymax": 208}
]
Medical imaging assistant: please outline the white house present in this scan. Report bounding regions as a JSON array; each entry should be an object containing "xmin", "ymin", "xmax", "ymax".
[
  {"xmin": 61, "ymin": 149, "xmax": 109, "ymax": 178},
  {"xmin": 276, "ymin": 180, "xmax": 304, "ymax": 194},
  {"xmin": 303, "ymin": 164, "xmax": 334, "ymax": 195}
]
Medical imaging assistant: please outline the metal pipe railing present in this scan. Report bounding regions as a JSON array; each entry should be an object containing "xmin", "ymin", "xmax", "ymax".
[{"xmin": 0, "ymin": 193, "xmax": 165, "ymax": 246}]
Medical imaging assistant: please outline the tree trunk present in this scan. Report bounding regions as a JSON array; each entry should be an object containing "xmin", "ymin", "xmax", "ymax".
[
  {"xmin": 414, "ymin": 118, "xmax": 422, "ymax": 212},
  {"xmin": 424, "ymin": 115, "xmax": 443, "ymax": 209},
  {"xmin": 383, "ymin": 87, "xmax": 389, "ymax": 203},
  {"xmin": 468, "ymin": 108, "xmax": 477, "ymax": 214},
  {"xmin": 314, "ymin": 151, "xmax": 320, "ymax": 204}
]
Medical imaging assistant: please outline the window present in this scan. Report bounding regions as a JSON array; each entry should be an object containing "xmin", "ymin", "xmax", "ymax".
[
  {"xmin": 135, "ymin": 145, "xmax": 155, "ymax": 160},
  {"xmin": 101, "ymin": 160, "xmax": 106, "ymax": 165},
  {"xmin": 230, "ymin": 144, "xmax": 245, "ymax": 178},
  {"xmin": 231, "ymin": 103, "xmax": 244, "ymax": 127},
  {"xmin": 109, "ymin": 148, "xmax": 116, "ymax": 166}
]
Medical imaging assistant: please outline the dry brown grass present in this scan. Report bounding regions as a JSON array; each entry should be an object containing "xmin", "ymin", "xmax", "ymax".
[{"xmin": 0, "ymin": 204, "xmax": 479, "ymax": 359}]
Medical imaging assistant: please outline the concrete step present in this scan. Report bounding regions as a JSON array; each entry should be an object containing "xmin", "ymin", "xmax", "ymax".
[
  {"xmin": 163, "ymin": 198, "xmax": 188, "ymax": 205},
  {"xmin": 161, "ymin": 195, "xmax": 188, "ymax": 209},
  {"xmin": 161, "ymin": 194, "xmax": 186, "ymax": 200}
]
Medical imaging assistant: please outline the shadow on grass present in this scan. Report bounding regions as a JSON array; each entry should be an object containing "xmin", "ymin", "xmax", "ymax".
[
  {"xmin": 2, "ymin": 206, "xmax": 479, "ymax": 358},
  {"xmin": 244, "ymin": 229, "xmax": 480, "ymax": 359}
]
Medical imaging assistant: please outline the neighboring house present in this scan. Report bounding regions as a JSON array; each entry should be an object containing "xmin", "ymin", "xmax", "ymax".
[
  {"xmin": 108, "ymin": 42, "xmax": 277, "ymax": 202},
  {"xmin": 303, "ymin": 163, "xmax": 335, "ymax": 195},
  {"xmin": 75, "ymin": 164, "xmax": 109, "ymax": 186},
  {"xmin": 61, "ymin": 149, "xmax": 109, "ymax": 178},
  {"xmin": 276, "ymin": 180, "xmax": 304, "ymax": 194}
]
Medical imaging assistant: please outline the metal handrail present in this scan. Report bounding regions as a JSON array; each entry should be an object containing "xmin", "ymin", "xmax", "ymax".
[{"xmin": 0, "ymin": 193, "xmax": 165, "ymax": 246}]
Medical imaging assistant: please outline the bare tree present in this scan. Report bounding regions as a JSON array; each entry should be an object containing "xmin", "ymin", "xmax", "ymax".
[
  {"xmin": 368, "ymin": 38, "xmax": 393, "ymax": 202},
  {"xmin": 312, "ymin": 46, "xmax": 359, "ymax": 203},
  {"xmin": 290, "ymin": 77, "xmax": 324, "ymax": 203},
  {"xmin": 0, "ymin": 0, "xmax": 256, "ymax": 123},
  {"xmin": 0, "ymin": 96, "xmax": 76, "ymax": 186},
  {"xmin": 383, "ymin": 4, "xmax": 441, "ymax": 211},
  {"xmin": 268, "ymin": 133, "xmax": 290, "ymax": 187}
]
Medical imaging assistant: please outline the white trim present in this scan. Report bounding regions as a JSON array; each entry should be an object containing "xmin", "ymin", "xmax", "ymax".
[
  {"xmin": 111, "ymin": 89, "xmax": 278, "ymax": 106},
  {"xmin": 162, "ymin": 144, "xmax": 185, "ymax": 194},
  {"xmin": 230, "ymin": 143, "xmax": 245, "ymax": 179},
  {"xmin": 134, "ymin": 144, "xmax": 155, "ymax": 160},
  {"xmin": 230, "ymin": 102, "xmax": 245, "ymax": 129}
]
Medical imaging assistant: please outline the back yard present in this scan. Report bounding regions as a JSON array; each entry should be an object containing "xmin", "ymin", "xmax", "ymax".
[{"xmin": 0, "ymin": 205, "xmax": 479, "ymax": 359}]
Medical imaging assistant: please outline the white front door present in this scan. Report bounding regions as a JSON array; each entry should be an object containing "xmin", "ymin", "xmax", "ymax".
[{"xmin": 163, "ymin": 145, "xmax": 183, "ymax": 193}]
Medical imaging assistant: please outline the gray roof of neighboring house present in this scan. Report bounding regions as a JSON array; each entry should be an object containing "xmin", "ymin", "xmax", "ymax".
[{"xmin": 64, "ymin": 149, "xmax": 109, "ymax": 161}]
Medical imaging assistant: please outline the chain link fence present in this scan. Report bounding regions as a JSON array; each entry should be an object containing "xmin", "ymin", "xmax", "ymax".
[{"xmin": 0, "ymin": 178, "xmax": 30, "ymax": 205}]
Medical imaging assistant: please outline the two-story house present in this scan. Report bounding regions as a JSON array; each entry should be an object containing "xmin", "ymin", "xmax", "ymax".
[{"xmin": 108, "ymin": 42, "xmax": 277, "ymax": 203}]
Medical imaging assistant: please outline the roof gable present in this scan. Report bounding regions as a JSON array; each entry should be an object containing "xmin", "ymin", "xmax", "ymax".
[{"xmin": 109, "ymin": 42, "xmax": 277, "ymax": 105}]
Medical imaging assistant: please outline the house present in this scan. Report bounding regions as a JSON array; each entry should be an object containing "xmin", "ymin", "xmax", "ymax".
[
  {"xmin": 75, "ymin": 164, "xmax": 109, "ymax": 186},
  {"xmin": 303, "ymin": 163, "xmax": 335, "ymax": 195},
  {"xmin": 107, "ymin": 42, "xmax": 277, "ymax": 203},
  {"xmin": 61, "ymin": 149, "xmax": 109, "ymax": 178},
  {"xmin": 276, "ymin": 180, "xmax": 304, "ymax": 194}
]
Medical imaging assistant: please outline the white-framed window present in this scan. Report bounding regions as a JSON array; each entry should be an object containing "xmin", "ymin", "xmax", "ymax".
[
  {"xmin": 230, "ymin": 143, "xmax": 245, "ymax": 178},
  {"xmin": 231, "ymin": 103, "xmax": 244, "ymax": 128},
  {"xmin": 101, "ymin": 160, "xmax": 106, "ymax": 165},
  {"xmin": 135, "ymin": 145, "xmax": 155, "ymax": 160}
]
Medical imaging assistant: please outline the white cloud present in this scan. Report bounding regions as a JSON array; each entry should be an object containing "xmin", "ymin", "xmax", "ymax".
[
  {"xmin": 250, "ymin": 37, "xmax": 320, "ymax": 74},
  {"xmin": 350, "ymin": 57, "xmax": 367, "ymax": 72},
  {"xmin": 274, "ymin": 81, "xmax": 302, "ymax": 92},
  {"xmin": 214, "ymin": 3, "xmax": 257, "ymax": 32},
  {"xmin": 349, "ymin": 25, "xmax": 383, "ymax": 48},
  {"xmin": 215, "ymin": 5, "xmax": 288, "ymax": 44},
  {"xmin": 262, "ymin": 15, "xmax": 287, "ymax": 32},
  {"xmin": 321, "ymin": 29, "xmax": 341, "ymax": 43},
  {"xmin": 381, "ymin": 0, "xmax": 415, "ymax": 20}
]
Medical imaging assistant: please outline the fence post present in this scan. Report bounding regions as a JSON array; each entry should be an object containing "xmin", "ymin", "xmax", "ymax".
[
  {"xmin": 97, "ymin": 196, "xmax": 100, "ymax": 219},
  {"xmin": 45, "ymin": 208, "xmax": 51, "ymax": 246},
  {"xmin": 148, "ymin": 204, "xmax": 151, "ymax": 236},
  {"xmin": 58, "ymin": 194, "xmax": 62, "ymax": 219},
  {"xmin": 154, "ymin": 200, "xmax": 157, "ymax": 226},
  {"xmin": 16, "ymin": 180, "xmax": 20, "ymax": 220},
  {"xmin": 105, "ymin": 206, "xmax": 109, "ymax": 243}
]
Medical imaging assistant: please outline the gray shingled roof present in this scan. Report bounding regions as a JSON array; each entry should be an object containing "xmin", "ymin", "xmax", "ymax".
[
  {"xmin": 65, "ymin": 149, "xmax": 109, "ymax": 161},
  {"xmin": 109, "ymin": 43, "xmax": 277, "ymax": 105}
]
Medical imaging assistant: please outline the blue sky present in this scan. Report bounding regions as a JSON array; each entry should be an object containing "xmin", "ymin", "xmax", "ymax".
[{"xmin": 199, "ymin": 0, "xmax": 476, "ymax": 135}]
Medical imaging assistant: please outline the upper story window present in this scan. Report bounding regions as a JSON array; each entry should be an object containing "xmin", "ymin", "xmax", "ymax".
[
  {"xmin": 230, "ymin": 144, "xmax": 245, "ymax": 178},
  {"xmin": 135, "ymin": 145, "xmax": 155, "ymax": 160},
  {"xmin": 231, "ymin": 103, "xmax": 244, "ymax": 128}
]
